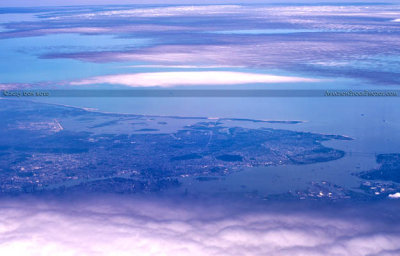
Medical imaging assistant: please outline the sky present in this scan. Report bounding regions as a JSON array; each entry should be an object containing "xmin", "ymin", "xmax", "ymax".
[{"xmin": 1, "ymin": 0, "xmax": 399, "ymax": 7}]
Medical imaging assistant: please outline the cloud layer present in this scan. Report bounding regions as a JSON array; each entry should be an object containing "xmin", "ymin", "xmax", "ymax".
[
  {"xmin": 70, "ymin": 71, "xmax": 317, "ymax": 87},
  {"xmin": 0, "ymin": 196, "xmax": 399, "ymax": 256},
  {"xmin": 2, "ymin": 4, "xmax": 400, "ymax": 84}
]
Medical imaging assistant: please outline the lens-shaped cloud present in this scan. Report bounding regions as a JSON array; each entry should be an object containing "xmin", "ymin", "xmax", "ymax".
[{"xmin": 70, "ymin": 71, "xmax": 318, "ymax": 87}]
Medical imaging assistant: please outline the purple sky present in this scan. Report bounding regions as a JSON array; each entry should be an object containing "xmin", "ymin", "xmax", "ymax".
[{"xmin": 1, "ymin": 0, "xmax": 399, "ymax": 7}]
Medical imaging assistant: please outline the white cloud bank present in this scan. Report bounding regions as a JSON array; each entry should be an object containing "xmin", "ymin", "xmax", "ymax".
[
  {"xmin": 389, "ymin": 192, "xmax": 400, "ymax": 199},
  {"xmin": 71, "ymin": 71, "xmax": 318, "ymax": 87},
  {"xmin": 0, "ymin": 197, "xmax": 399, "ymax": 256}
]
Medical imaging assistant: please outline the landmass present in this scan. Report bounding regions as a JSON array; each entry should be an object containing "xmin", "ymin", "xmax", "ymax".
[
  {"xmin": 0, "ymin": 99, "xmax": 351, "ymax": 194},
  {"xmin": 359, "ymin": 154, "xmax": 400, "ymax": 183}
]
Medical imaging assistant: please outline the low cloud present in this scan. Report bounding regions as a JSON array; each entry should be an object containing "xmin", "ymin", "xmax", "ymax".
[
  {"xmin": 123, "ymin": 65, "xmax": 246, "ymax": 69},
  {"xmin": 0, "ymin": 196, "xmax": 399, "ymax": 256},
  {"xmin": 389, "ymin": 192, "xmax": 400, "ymax": 199},
  {"xmin": 0, "ymin": 25, "xmax": 192, "ymax": 39},
  {"xmin": 56, "ymin": 5, "xmax": 243, "ymax": 19},
  {"xmin": 70, "ymin": 71, "xmax": 318, "ymax": 87}
]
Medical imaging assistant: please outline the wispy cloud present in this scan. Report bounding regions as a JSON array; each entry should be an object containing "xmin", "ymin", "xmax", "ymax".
[
  {"xmin": 0, "ymin": 25, "xmax": 193, "ymax": 39},
  {"xmin": 3, "ymin": 4, "xmax": 400, "ymax": 84},
  {"xmin": 55, "ymin": 5, "xmax": 243, "ymax": 19},
  {"xmin": 123, "ymin": 64, "xmax": 246, "ymax": 69},
  {"xmin": 71, "ymin": 71, "xmax": 318, "ymax": 87}
]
